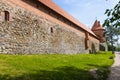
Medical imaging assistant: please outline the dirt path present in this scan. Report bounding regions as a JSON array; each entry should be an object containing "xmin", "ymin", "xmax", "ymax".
[{"xmin": 107, "ymin": 52, "xmax": 120, "ymax": 80}]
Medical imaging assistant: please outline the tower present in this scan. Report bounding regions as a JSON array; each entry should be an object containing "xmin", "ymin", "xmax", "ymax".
[
  {"xmin": 91, "ymin": 20, "xmax": 106, "ymax": 43},
  {"xmin": 91, "ymin": 20, "xmax": 107, "ymax": 51}
]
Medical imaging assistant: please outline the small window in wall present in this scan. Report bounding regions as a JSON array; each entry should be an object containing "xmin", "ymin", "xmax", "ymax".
[
  {"xmin": 51, "ymin": 27, "xmax": 54, "ymax": 33},
  {"xmin": 4, "ymin": 11, "xmax": 10, "ymax": 21}
]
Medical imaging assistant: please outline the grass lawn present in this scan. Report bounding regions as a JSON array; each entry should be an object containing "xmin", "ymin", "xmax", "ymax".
[{"xmin": 0, "ymin": 51, "xmax": 114, "ymax": 80}]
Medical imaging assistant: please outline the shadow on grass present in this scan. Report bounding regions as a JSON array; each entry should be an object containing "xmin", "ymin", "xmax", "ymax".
[
  {"xmin": 87, "ymin": 64, "xmax": 110, "ymax": 69},
  {"xmin": 87, "ymin": 64, "xmax": 111, "ymax": 80},
  {"xmin": 0, "ymin": 66, "xmax": 96, "ymax": 80}
]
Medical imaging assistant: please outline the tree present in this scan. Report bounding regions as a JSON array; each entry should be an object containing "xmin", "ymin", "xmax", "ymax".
[
  {"xmin": 105, "ymin": 25, "xmax": 119, "ymax": 53},
  {"xmin": 116, "ymin": 44, "xmax": 120, "ymax": 51},
  {"xmin": 103, "ymin": 1, "xmax": 120, "ymax": 53},
  {"xmin": 103, "ymin": 1, "xmax": 120, "ymax": 28}
]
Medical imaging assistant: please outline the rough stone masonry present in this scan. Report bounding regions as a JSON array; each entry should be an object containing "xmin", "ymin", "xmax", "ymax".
[{"xmin": 0, "ymin": 0, "xmax": 106, "ymax": 54}]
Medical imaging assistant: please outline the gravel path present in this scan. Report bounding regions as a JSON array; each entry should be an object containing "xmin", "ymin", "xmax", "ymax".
[{"xmin": 107, "ymin": 52, "xmax": 120, "ymax": 80}]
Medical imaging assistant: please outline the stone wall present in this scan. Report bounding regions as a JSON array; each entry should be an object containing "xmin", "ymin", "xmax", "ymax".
[
  {"xmin": 0, "ymin": 0, "xmax": 99, "ymax": 54},
  {"xmin": 100, "ymin": 43, "xmax": 108, "ymax": 51}
]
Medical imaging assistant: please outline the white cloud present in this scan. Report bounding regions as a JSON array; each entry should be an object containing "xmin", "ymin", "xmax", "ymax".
[
  {"xmin": 85, "ymin": 2, "xmax": 92, "ymax": 7},
  {"xmin": 64, "ymin": 0, "xmax": 75, "ymax": 4},
  {"xmin": 53, "ymin": 0, "xmax": 119, "ymax": 27}
]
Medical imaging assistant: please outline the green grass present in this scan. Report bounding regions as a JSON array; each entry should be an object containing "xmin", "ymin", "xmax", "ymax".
[{"xmin": 0, "ymin": 51, "xmax": 114, "ymax": 80}]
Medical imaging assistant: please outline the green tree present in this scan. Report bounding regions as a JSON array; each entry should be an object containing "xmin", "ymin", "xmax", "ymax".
[
  {"xmin": 105, "ymin": 25, "xmax": 119, "ymax": 53},
  {"xmin": 103, "ymin": 1, "xmax": 120, "ymax": 28},
  {"xmin": 116, "ymin": 43, "xmax": 120, "ymax": 51},
  {"xmin": 103, "ymin": 1, "xmax": 120, "ymax": 53}
]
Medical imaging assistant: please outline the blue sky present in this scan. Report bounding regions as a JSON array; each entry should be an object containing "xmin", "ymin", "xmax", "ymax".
[{"xmin": 53, "ymin": 0, "xmax": 119, "ymax": 28}]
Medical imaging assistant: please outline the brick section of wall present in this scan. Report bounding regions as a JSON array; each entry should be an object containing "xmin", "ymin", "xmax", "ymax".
[{"xmin": 0, "ymin": 0, "xmax": 99, "ymax": 54}]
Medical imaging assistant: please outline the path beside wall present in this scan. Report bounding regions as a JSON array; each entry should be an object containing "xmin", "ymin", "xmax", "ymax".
[{"xmin": 107, "ymin": 52, "xmax": 120, "ymax": 80}]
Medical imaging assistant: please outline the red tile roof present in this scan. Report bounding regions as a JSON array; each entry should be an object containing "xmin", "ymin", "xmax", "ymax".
[{"xmin": 39, "ymin": 0, "xmax": 97, "ymax": 37}]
